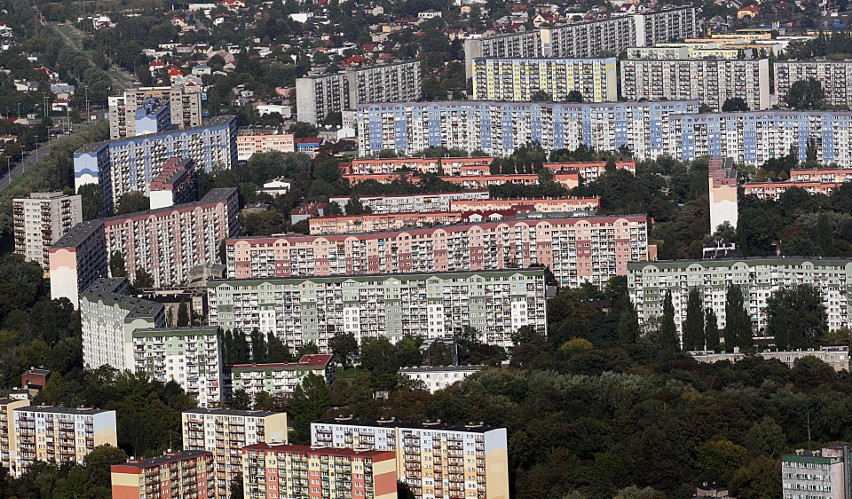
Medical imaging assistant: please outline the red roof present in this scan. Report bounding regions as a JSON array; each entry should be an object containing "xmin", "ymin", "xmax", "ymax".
[
  {"xmin": 149, "ymin": 61, "xmax": 167, "ymax": 67},
  {"xmin": 168, "ymin": 68, "xmax": 183, "ymax": 76},
  {"xmin": 230, "ymin": 354, "xmax": 333, "ymax": 369}
]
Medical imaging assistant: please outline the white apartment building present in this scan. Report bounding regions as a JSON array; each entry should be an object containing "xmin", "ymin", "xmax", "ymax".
[
  {"xmin": 311, "ymin": 417, "xmax": 510, "ymax": 499},
  {"xmin": 132, "ymin": 327, "xmax": 223, "ymax": 408},
  {"xmin": 775, "ymin": 60, "xmax": 852, "ymax": 109},
  {"xmin": 182, "ymin": 408, "xmax": 288, "ymax": 497},
  {"xmin": 628, "ymin": 258, "xmax": 852, "ymax": 341},
  {"xmin": 13, "ymin": 192, "xmax": 82, "ymax": 271},
  {"xmin": 620, "ymin": 58, "xmax": 771, "ymax": 111},
  {"xmin": 229, "ymin": 354, "xmax": 333, "ymax": 399},
  {"xmin": 12, "ymin": 406, "xmax": 117, "ymax": 477},
  {"xmin": 782, "ymin": 447, "xmax": 849, "ymax": 499},
  {"xmin": 690, "ymin": 346, "xmax": 850, "ymax": 372},
  {"xmin": 471, "ymin": 57, "xmax": 618, "ymax": 102},
  {"xmin": 209, "ymin": 270, "xmax": 547, "ymax": 352},
  {"xmin": 399, "ymin": 366, "xmax": 483, "ymax": 393}
]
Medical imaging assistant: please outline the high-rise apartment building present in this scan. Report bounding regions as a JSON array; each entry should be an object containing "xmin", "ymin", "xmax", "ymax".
[
  {"xmin": 11, "ymin": 406, "xmax": 117, "ymax": 477},
  {"xmin": 775, "ymin": 60, "xmax": 852, "ymax": 109},
  {"xmin": 312, "ymin": 417, "xmax": 510, "ymax": 499},
  {"xmin": 308, "ymin": 209, "xmax": 536, "ymax": 235},
  {"xmin": 620, "ymin": 58, "xmax": 771, "ymax": 111},
  {"xmin": 0, "ymin": 398, "xmax": 28, "ymax": 472},
  {"xmin": 781, "ymin": 446, "xmax": 850, "ymax": 499},
  {"xmin": 182, "ymin": 408, "xmax": 288, "ymax": 497},
  {"xmin": 226, "ymin": 213, "xmax": 648, "ymax": 287},
  {"xmin": 669, "ymin": 111, "xmax": 852, "ymax": 167},
  {"xmin": 357, "ymin": 100, "xmax": 698, "ymax": 158},
  {"xmin": 296, "ymin": 61, "xmax": 422, "ymax": 124},
  {"xmin": 108, "ymin": 83, "xmax": 204, "ymax": 140},
  {"xmin": 242, "ymin": 443, "xmax": 398, "ymax": 499},
  {"xmin": 209, "ymin": 270, "xmax": 547, "ymax": 351},
  {"xmin": 627, "ymin": 258, "xmax": 852, "ymax": 341},
  {"xmin": 111, "ymin": 450, "xmax": 215, "ymax": 499},
  {"xmin": 789, "ymin": 168, "xmax": 852, "ymax": 184},
  {"xmin": 50, "ymin": 187, "xmax": 239, "ymax": 304},
  {"xmin": 74, "ymin": 115, "xmax": 236, "ymax": 210},
  {"xmin": 132, "ymin": 327, "xmax": 223, "ymax": 408},
  {"xmin": 471, "ymin": 57, "xmax": 618, "ymax": 102},
  {"xmin": 464, "ymin": 7, "xmax": 699, "ymax": 77},
  {"xmin": 708, "ymin": 157, "xmax": 738, "ymax": 232},
  {"xmin": 236, "ymin": 127, "xmax": 295, "ymax": 161},
  {"xmin": 13, "ymin": 192, "xmax": 82, "ymax": 272}
]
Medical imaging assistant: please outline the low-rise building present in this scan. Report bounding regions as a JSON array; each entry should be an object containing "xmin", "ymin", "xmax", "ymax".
[
  {"xmin": 111, "ymin": 450, "xmax": 215, "ymax": 499},
  {"xmin": 327, "ymin": 191, "xmax": 490, "ymax": 214},
  {"xmin": 448, "ymin": 197, "xmax": 600, "ymax": 213},
  {"xmin": 229, "ymin": 354, "xmax": 334, "ymax": 398},
  {"xmin": 236, "ymin": 127, "xmax": 295, "ymax": 161},
  {"xmin": 399, "ymin": 365, "xmax": 483, "ymax": 393},
  {"xmin": 689, "ymin": 346, "xmax": 850, "ymax": 372},
  {"xmin": 743, "ymin": 181, "xmax": 840, "ymax": 201},
  {"xmin": 242, "ymin": 443, "xmax": 398, "ymax": 499}
]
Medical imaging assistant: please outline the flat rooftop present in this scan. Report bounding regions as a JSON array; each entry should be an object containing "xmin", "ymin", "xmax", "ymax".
[
  {"xmin": 184, "ymin": 408, "xmax": 283, "ymax": 417},
  {"xmin": 314, "ymin": 417, "xmax": 501, "ymax": 434}
]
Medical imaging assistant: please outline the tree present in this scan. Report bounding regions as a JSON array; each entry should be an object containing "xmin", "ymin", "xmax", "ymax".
[
  {"xmin": 288, "ymin": 122, "xmax": 319, "ymax": 138},
  {"xmin": 767, "ymin": 284, "xmax": 828, "ymax": 349},
  {"xmin": 116, "ymin": 191, "xmax": 149, "ymax": 215},
  {"xmin": 109, "ymin": 251, "xmax": 126, "ymax": 278},
  {"xmin": 722, "ymin": 97, "xmax": 749, "ymax": 112},
  {"xmin": 617, "ymin": 301, "xmax": 640, "ymax": 345},
  {"xmin": 78, "ymin": 183, "xmax": 104, "ymax": 220},
  {"xmin": 290, "ymin": 374, "xmax": 331, "ymax": 443},
  {"xmin": 344, "ymin": 196, "xmax": 369, "ymax": 216},
  {"xmin": 250, "ymin": 328, "xmax": 267, "ymax": 363},
  {"xmin": 133, "ymin": 268, "xmax": 154, "ymax": 289},
  {"xmin": 784, "ymin": 78, "xmax": 825, "ymax": 110},
  {"xmin": 744, "ymin": 417, "xmax": 786, "ymax": 458},
  {"xmin": 83, "ymin": 445, "xmax": 128, "ymax": 490},
  {"xmin": 176, "ymin": 302, "xmax": 189, "ymax": 327},
  {"xmin": 360, "ymin": 336, "xmax": 399, "ymax": 391},
  {"xmin": 695, "ymin": 440, "xmax": 748, "ymax": 485},
  {"xmin": 729, "ymin": 456, "xmax": 781, "ymax": 499},
  {"xmin": 328, "ymin": 332, "xmax": 358, "ymax": 368},
  {"xmin": 658, "ymin": 290, "xmax": 679, "ymax": 352},
  {"xmin": 725, "ymin": 285, "xmax": 751, "ymax": 351},
  {"xmin": 681, "ymin": 288, "xmax": 705, "ymax": 351},
  {"xmin": 705, "ymin": 308, "xmax": 720, "ymax": 352},
  {"xmin": 230, "ymin": 473, "xmax": 244, "ymax": 499},
  {"xmin": 230, "ymin": 389, "xmax": 252, "ymax": 410},
  {"xmin": 297, "ymin": 342, "xmax": 320, "ymax": 357},
  {"xmin": 530, "ymin": 90, "xmax": 551, "ymax": 102},
  {"xmin": 566, "ymin": 90, "xmax": 584, "ymax": 103},
  {"xmin": 266, "ymin": 332, "xmax": 291, "ymax": 363}
]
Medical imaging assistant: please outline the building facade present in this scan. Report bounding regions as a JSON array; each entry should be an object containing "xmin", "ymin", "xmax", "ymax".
[
  {"xmin": 620, "ymin": 58, "xmax": 771, "ymax": 111},
  {"xmin": 341, "ymin": 157, "xmax": 494, "ymax": 176},
  {"xmin": 448, "ymin": 197, "xmax": 600, "ymax": 213},
  {"xmin": 775, "ymin": 60, "xmax": 852, "ymax": 109},
  {"xmin": 226, "ymin": 214, "xmax": 649, "ymax": 289},
  {"xmin": 12, "ymin": 406, "xmax": 117, "ymax": 477},
  {"xmin": 628, "ymin": 258, "xmax": 852, "ymax": 341},
  {"xmin": 471, "ymin": 57, "xmax": 618, "ymax": 102},
  {"xmin": 327, "ymin": 191, "xmax": 491, "ymax": 214},
  {"xmin": 356, "ymin": 100, "xmax": 699, "ymax": 158},
  {"xmin": 148, "ymin": 156, "xmax": 198, "ymax": 210},
  {"xmin": 108, "ymin": 83, "xmax": 204, "ymax": 140},
  {"xmin": 182, "ymin": 408, "xmax": 288, "ymax": 497},
  {"xmin": 690, "ymin": 346, "xmax": 850, "ymax": 372},
  {"xmin": 229, "ymin": 354, "xmax": 334, "ymax": 398},
  {"xmin": 13, "ymin": 192, "xmax": 82, "ymax": 271},
  {"xmin": 0, "ymin": 398, "xmax": 28, "ymax": 473},
  {"xmin": 74, "ymin": 115, "xmax": 237, "ymax": 210},
  {"xmin": 296, "ymin": 61, "xmax": 422, "ymax": 124},
  {"xmin": 399, "ymin": 366, "xmax": 483, "ymax": 393},
  {"xmin": 708, "ymin": 157, "xmax": 738, "ymax": 232},
  {"xmin": 111, "ymin": 450, "xmax": 215, "ymax": 499},
  {"xmin": 242, "ymin": 443, "xmax": 398, "ymax": 499},
  {"xmin": 743, "ymin": 181, "xmax": 841, "ymax": 201},
  {"xmin": 312, "ymin": 417, "xmax": 510, "ymax": 499},
  {"xmin": 782, "ymin": 447, "xmax": 850, "ymax": 499},
  {"xmin": 236, "ymin": 128, "xmax": 295, "ymax": 161},
  {"xmin": 209, "ymin": 270, "xmax": 547, "ymax": 352},
  {"xmin": 789, "ymin": 168, "xmax": 852, "ymax": 184},
  {"xmin": 50, "ymin": 188, "xmax": 239, "ymax": 303}
]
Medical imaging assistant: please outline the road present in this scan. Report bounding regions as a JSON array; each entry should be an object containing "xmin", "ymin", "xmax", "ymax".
[{"xmin": 0, "ymin": 140, "xmax": 57, "ymax": 191}]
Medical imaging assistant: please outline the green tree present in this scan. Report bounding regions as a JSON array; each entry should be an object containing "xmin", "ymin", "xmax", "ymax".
[
  {"xmin": 328, "ymin": 332, "xmax": 358, "ymax": 368},
  {"xmin": 767, "ymin": 284, "xmax": 828, "ymax": 349},
  {"xmin": 297, "ymin": 342, "xmax": 320, "ymax": 357},
  {"xmin": 565, "ymin": 90, "xmax": 584, "ymax": 103},
  {"xmin": 230, "ymin": 389, "xmax": 252, "ymax": 410},
  {"xmin": 695, "ymin": 440, "xmax": 748, "ymax": 485},
  {"xmin": 617, "ymin": 301, "xmax": 640, "ymax": 345},
  {"xmin": 290, "ymin": 373, "xmax": 331, "ymax": 443},
  {"xmin": 250, "ymin": 328, "xmax": 267, "ymax": 363},
  {"xmin": 705, "ymin": 308, "xmax": 720, "ymax": 352},
  {"xmin": 744, "ymin": 417, "xmax": 786, "ymax": 458},
  {"xmin": 109, "ymin": 251, "xmax": 126, "ymax": 278},
  {"xmin": 116, "ymin": 191, "xmax": 149, "ymax": 215},
  {"xmin": 288, "ymin": 122, "xmax": 319, "ymax": 138},
  {"xmin": 78, "ymin": 183, "xmax": 104, "ymax": 220},
  {"xmin": 729, "ymin": 456, "xmax": 781, "ymax": 499},
  {"xmin": 83, "ymin": 444, "xmax": 128, "ymax": 491},
  {"xmin": 784, "ymin": 78, "xmax": 825, "ymax": 110},
  {"xmin": 722, "ymin": 97, "xmax": 749, "ymax": 112},
  {"xmin": 230, "ymin": 473, "xmax": 244, "ymax": 499},
  {"xmin": 133, "ymin": 268, "xmax": 154, "ymax": 289},
  {"xmin": 725, "ymin": 285, "xmax": 751, "ymax": 351},
  {"xmin": 359, "ymin": 336, "xmax": 399, "ymax": 391},
  {"xmin": 176, "ymin": 302, "xmax": 189, "ymax": 327},
  {"xmin": 682, "ymin": 288, "xmax": 705, "ymax": 351},
  {"xmin": 659, "ymin": 290, "xmax": 679, "ymax": 352},
  {"xmin": 266, "ymin": 332, "xmax": 291, "ymax": 363}
]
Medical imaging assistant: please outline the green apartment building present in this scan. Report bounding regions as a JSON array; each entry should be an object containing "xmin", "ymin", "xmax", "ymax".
[
  {"xmin": 628, "ymin": 258, "xmax": 852, "ymax": 342},
  {"xmin": 208, "ymin": 269, "xmax": 547, "ymax": 351}
]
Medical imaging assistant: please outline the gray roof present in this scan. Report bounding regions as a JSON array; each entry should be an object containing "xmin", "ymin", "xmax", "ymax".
[
  {"xmin": 184, "ymin": 408, "xmax": 283, "ymax": 417},
  {"xmin": 399, "ymin": 365, "xmax": 483, "ymax": 373},
  {"xmin": 119, "ymin": 450, "xmax": 212, "ymax": 469},
  {"xmin": 75, "ymin": 115, "xmax": 236, "ymax": 155},
  {"xmin": 15, "ymin": 405, "xmax": 114, "ymax": 415},
  {"xmin": 314, "ymin": 416, "xmax": 501, "ymax": 434},
  {"xmin": 81, "ymin": 278, "xmax": 164, "ymax": 320}
]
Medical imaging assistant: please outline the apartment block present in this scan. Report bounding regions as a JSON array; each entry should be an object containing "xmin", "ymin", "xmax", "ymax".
[
  {"xmin": 148, "ymin": 157, "xmax": 197, "ymax": 209},
  {"xmin": 708, "ymin": 157, "xmax": 738, "ymax": 232},
  {"xmin": 341, "ymin": 157, "xmax": 494, "ymax": 176},
  {"xmin": 327, "ymin": 191, "xmax": 491, "ymax": 214},
  {"xmin": 357, "ymin": 100, "xmax": 699, "ymax": 158},
  {"xmin": 620, "ymin": 58, "xmax": 770, "ymax": 111},
  {"xmin": 789, "ymin": 168, "xmax": 852, "ymax": 184},
  {"xmin": 229, "ymin": 354, "xmax": 334, "ymax": 399},
  {"xmin": 690, "ymin": 346, "xmax": 850, "ymax": 372},
  {"xmin": 775, "ymin": 60, "xmax": 852, "ymax": 109},
  {"xmin": 132, "ymin": 327, "xmax": 223, "ymax": 408},
  {"xmin": 542, "ymin": 161, "xmax": 636, "ymax": 183},
  {"xmin": 307, "ymin": 211, "xmax": 472, "ymax": 235},
  {"xmin": 782, "ymin": 446, "xmax": 850, "ymax": 499},
  {"xmin": 743, "ymin": 181, "xmax": 841, "ymax": 201},
  {"xmin": 108, "ymin": 83, "xmax": 204, "ymax": 140},
  {"xmin": 12, "ymin": 406, "xmax": 117, "ymax": 477},
  {"xmin": 182, "ymin": 408, "xmax": 288, "ymax": 497},
  {"xmin": 399, "ymin": 366, "xmax": 483, "ymax": 393},
  {"xmin": 464, "ymin": 7, "xmax": 698, "ymax": 76},
  {"xmin": 448, "ymin": 197, "xmax": 600, "ymax": 213},
  {"xmin": 312, "ymin": 417, "xmax": 510, "ymax": 499},
  {"xmin": 226, "ymin": 213, "xmax": 648, "ymax": 288},
  {"xmin": 669, "ymin": 111, "xmax": 852, "ymax": 167},
  {"xmin": 209, "ymin": 270, "xmax": 547, "ymax": 351},
  {"xmin": 627, "ymin": 258, "xmax": 852, "ymax": 341},
  {"xmin": 471, "ymin": 57, "xmax": 617, "ymax": 102},
  {"xmin": 236, "ymin": 127, "xmax": 295, "ymax": 161},
  {"xmin": 50, "ymin": 188, "xmax": 239, "ymax": 303},
  {"xmin": 111, "ymin": 450, "xmax": 215, "ymax": 499},
  {"xmin": 296, "ymin": 61, "xmax": 422, "ymax": 124},
  {"xmin": 242, "ymin": 443, "xmax": 398, "ymax": 499},
  {"xmin": 13, "ymin": 192, "xmax": 82, "ymax": 271},
  {"xmin": 80, "ymin": 278, "xmax": 166, "ymax": 371},
  {"xmin": 0, "ymin": 398, "xmax": 28, "ymax": 472},
  {"xmin": 74, "ymin": 115, "xmax": 237, "ymax": 210}
]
